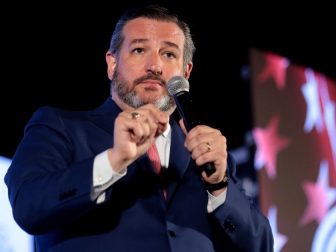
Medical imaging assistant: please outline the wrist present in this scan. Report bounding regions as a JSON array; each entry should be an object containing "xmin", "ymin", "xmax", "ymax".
[
  {"xmin": 205, "ymin": 174, "xmax": 229, "ymax": 193},
  {"xmin": 107, "ymin": 149, "xmax": 128, "ymax": 173}
]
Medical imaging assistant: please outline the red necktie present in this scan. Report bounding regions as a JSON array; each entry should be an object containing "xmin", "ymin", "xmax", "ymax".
[{"xmin": 147, "ymin": 143, "xmax": 167, "ymax": 199}]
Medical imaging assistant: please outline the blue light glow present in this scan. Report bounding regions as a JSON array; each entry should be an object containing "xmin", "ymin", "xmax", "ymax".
[{"xmin": 0, "ymin": 156, "xmax": 33, "ymax": 252}]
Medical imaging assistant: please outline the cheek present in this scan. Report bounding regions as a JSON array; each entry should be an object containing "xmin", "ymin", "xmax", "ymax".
[
  {"xmin": 119, "ymin": 60, "xmax": 143, "ymax": 77},
  {"xmin": 166, "ymin": 70, "xmax": 186, "ymax": 81}
]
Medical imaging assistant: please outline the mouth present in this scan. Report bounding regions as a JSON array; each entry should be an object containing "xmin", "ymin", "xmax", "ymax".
[
  {"xmin": 140, "ymin": 80, "xmax": 163, "ymax": 86},
  {"xmin": 135, "ymin": 73, "xmax": 166, "ymax": 86}
]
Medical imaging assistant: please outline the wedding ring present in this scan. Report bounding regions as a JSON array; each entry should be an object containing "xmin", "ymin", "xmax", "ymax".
[
  {"xmin": 131, "ymin": 111, "xmax": 140, "ymax": 119},
  {"xmin": 206, "ymin": 142, "xmax": 212, "ymax": 152}
]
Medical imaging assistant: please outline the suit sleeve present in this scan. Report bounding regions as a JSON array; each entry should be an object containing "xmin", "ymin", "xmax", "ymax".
[
  {"xmin": 210, "ymin": 154, "xmax": 274, "ymax": 251},
  {"xmin": 4, "ymin": 107, "xmax": 101, "ymax": 234}
]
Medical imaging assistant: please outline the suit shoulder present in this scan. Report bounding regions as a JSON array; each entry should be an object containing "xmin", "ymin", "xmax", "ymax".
[
  {"xmin": 30, "ymin": 106, "xmax": 89, "ymax": 121},
  {"xmin": 25, "ymin": 106, "xmax": 91, "ymax": 132}
]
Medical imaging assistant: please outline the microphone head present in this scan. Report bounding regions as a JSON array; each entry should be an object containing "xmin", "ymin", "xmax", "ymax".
[{"xmin": 167, "ymin": 76, "xmax": 190, "ymax": 96}]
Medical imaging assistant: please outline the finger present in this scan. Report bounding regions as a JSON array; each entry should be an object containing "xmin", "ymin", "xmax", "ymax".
[
  {"xmin": 137, "ymin": 111, "xmax": 161, "ymax": 138},
  {"xmin": 128, "ymin": 109, "xmax": 166, "ymax": 144},
  {"xmin": 139, "ymin": 104, "xmax": 169, "ymax": 124},
  {"xmin": 190, "ymin": 142, "xmax": 212, "ymax": 160},
  {"xmin": 185, "ymin": 125, "xmax": 215, "ymax": 144},
  {"xmin": 201, "ymin": 170, "xmax": 224, "ymax": 184},
  {"xmin": 133, "ymin": 119, "xmax": 151, "ymax": 145},
  {"xmin": 135, "ymin": 105, "xmax": 169, "ymax": 135},
  {"xmin": 121, "ymin": 111, "xmax": 151, "ymax": 144},
  {"xmin": 179, "ymin": 119, "xmax": 188, "ymax": 135},
  {"xmin": 193, "ymin": 148, "xmax": 214, "ymax": 167},
  {"xmin": 185, "ymin": 131, "xmax": 216, "ymax": 152},
  {"xmin": 200, "ymin": 160, "xmax": 227, "ymax": 183}
]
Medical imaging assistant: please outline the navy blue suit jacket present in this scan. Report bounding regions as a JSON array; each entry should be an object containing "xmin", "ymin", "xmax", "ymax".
[{"xmin": 5, "ymin": 98, "xmax": 273, "ymax": 251}]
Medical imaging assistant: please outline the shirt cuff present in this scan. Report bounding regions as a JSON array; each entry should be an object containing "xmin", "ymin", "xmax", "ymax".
[
  {"xmin": 91, "ymin": 150, "xmax": 126, "ymax": 203},
  {"xmin": 207, "ymin": 188, "xmax": 227, "ymax": 213}
]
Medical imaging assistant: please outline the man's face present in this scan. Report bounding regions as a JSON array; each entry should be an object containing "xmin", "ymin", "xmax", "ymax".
[{"xmin": 107, "ymin": 17, "xmax": 192, "ymax": 111}]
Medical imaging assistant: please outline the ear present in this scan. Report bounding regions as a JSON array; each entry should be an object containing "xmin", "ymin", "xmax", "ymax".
[
  {"xmin": 106, "ymin": 51, "xmax": 117, "ymax": 80},
  {"xmin": 184, "ymin": 62, "xmax": 193, "ymax": 79}
]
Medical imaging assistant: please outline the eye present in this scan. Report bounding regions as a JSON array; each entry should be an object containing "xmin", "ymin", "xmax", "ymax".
[
  {"xmin": 164, "ymin": 51, "xmax": 176, "ymax": 59},
  {"xmin": 132, "ymin": 48, "xmax": 144, "ymax": 54}
]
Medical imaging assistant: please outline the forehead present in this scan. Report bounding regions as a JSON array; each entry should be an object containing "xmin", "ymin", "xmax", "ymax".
[{"xmin": 122, "ymin": 17, "xmax": 185, "ymax": 46}]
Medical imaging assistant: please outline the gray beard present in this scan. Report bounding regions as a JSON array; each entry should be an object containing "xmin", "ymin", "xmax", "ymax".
[{"xmin": 111, "ymin": 70, "xmax": 175, "ymax": 112}]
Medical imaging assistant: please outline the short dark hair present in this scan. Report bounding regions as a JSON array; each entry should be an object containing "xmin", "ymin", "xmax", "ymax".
[{"xmin": 109, "ymin": 5, "xmax": 195, "ymax": 68}]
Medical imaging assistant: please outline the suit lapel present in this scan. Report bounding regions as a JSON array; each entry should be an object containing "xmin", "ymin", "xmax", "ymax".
[{"xmin": 88, "ymin": 98, "xmax": 121, "ymax": 138}]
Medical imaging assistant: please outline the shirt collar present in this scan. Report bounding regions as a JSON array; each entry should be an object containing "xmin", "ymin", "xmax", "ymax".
[{"xmin": 161, "ymin": 123, "xmax": 171, "ymax": 138}]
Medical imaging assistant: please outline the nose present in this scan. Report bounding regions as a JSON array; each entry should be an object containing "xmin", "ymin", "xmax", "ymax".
[{"xmin": 146, "ymin": 53, "xmax": 163, "ymax": 75}]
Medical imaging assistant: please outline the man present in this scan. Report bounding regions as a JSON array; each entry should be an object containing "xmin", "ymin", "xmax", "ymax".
[{"xmin": 5, "ymin": 5, "xmax": 273, "ymax": 252}]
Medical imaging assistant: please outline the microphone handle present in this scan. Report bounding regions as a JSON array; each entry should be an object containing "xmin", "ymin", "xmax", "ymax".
[
  {"xmin": 174, "ymin": 92, "xmax": 216, "ymax": 176},
  {"xmin": 202, "ymin": 163, "xmax": 216, "ymax": 176}
]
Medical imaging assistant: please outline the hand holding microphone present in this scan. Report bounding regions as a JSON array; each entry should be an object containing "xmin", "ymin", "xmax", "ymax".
[{"xmin": 167, "ymin": 76, "xmax": 218, "ymax": 176}]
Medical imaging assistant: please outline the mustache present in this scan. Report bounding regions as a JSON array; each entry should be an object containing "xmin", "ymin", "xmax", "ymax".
[{"xmin": 134, "ymin": 73, "xmax": 166, "ymax": 86}]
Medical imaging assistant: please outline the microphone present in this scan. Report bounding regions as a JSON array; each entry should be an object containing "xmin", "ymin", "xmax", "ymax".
[{"xmin": 167, "ymin": 76, "xmax": 216, "ymax": 176}]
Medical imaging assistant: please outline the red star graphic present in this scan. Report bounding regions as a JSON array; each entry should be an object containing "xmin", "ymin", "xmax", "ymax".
[
  {"xmin": 257, "ymin": 52, "xmax": 289, "ymax": 90},
  {"xmin": 300, "ymin": 182, "xmax": 328, "ymax": 225},
  {"xmin": 253, "ymin": 116, "xmax": 290, "ymax": 179},
  {"xmin": 300, "ymin": 161, "xmax": 336, "ymax": 226}
]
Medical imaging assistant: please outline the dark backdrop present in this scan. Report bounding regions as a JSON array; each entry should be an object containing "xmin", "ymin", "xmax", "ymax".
[{"xmin": 2, "ymin": 1, "xmax": 335, "ymax": 158}]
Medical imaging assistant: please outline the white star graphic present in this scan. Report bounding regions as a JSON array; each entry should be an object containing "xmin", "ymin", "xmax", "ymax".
[
  {"xmin": 268, "ymin": 206, "xmax": 287, "ymax": 252},
  {"xmin": 319, "ymin": 76, "xmax": 336, "ymax": 168},
  {"xmin": 301, "ymin": 69, "xmax": 324, "ymax": 133}
]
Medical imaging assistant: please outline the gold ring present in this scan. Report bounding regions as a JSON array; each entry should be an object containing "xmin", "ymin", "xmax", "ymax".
[
  {"xmin": 206, "ymin": 142, "xmax": 212, "ymax": 152},
  {"xmin": 131, "ymin": 112, "xmax": 140, "ymax": 119}
]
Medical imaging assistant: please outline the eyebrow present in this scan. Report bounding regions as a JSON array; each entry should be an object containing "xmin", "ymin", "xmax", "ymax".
[{"xmin": 129, "ymin": 39, "xmax": 180, "ymax": 50}]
